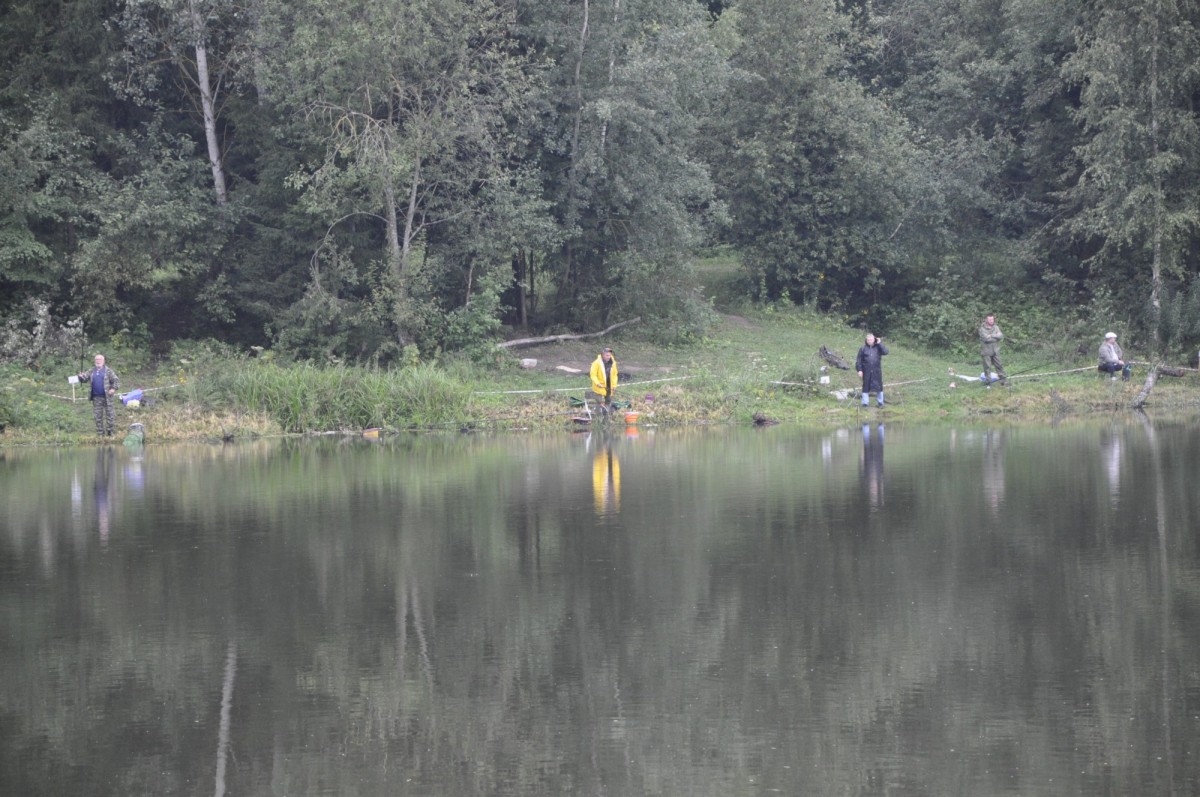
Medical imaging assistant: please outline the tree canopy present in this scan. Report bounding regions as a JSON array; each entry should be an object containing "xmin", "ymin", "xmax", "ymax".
[{"xmin": 2, "ymin": 0, "xmax": 1198, "ymax": 361}]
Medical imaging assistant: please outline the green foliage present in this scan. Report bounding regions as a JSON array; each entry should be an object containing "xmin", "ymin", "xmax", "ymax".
[
  {"xmin": 1159, "ymin": 275, "xmax": 1200, "ymax": 357},
  {"xmin": 517, "ymin": 0, "xmax": 729, "ymax": 329},
  {"xmin": 897, "ymin": 265, "xmax": 1092, "ymax": 362},
  {"xmin": 893, "ymin": 268, "xmax": 990, "ymax": 356},
  {"xmin": 70, "ymin": 127, "xmax": 234, "ymax": 336},
  {"xmin": 713, "ymin": 0, "xmax": 934, "ymax": 313},
  {"xmin": 0, "ymin": 300, "xmax": 85, "ymax": 368},
  {"xmin": 0, "ymin": 106, "xmax": 102, "ymax": 306},
  {"xmin": 0, "ymin": 387, "xmax": 15, "ymax": 429},
  {"xmin": 621, "ymin": 256, "xmax": 718, "ymax": 344},
  {"xmin": 167, "ymin": 338, "xmax": 245, "ymax": 368},
  {"xmin": 259, "ymin": 0, "xmax": 548, "ymax": 352},
  {"xmin": 1060, "ymin": 0, "xmax": 1200, "ymax": 330},
  {"xmin": 3, "ymin": 0, "xmax": 1200, "ymax": 364},
  {"xmin": 438, "ymin": 301, "xmax": 505, "ymax": 365},
  {"xmin": 0, "ymin": 364, "xmax": 83, "ymax": 431}
]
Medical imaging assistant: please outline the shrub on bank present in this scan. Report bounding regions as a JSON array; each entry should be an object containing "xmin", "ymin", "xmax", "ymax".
[{"xmin": 0, "ymin": 388, "xmax": 15, "ymax": 431}]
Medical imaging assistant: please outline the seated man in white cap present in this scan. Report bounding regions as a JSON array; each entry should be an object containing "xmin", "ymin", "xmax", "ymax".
[{"xmin": 1098, "ymin": 332, "xmax": 1132, "ymax": 381}]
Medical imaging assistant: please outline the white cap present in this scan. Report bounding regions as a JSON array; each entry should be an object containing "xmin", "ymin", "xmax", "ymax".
[{"xmin": 1105, "ymin": 331, "xmax": 1117, "ymax": 339}]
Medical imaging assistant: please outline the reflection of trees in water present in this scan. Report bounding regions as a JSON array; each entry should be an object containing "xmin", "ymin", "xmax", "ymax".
[
  {"xmin": 4, "ymin": 429, "xmax": 1200, "ymax": 795},
  {"xmin": 213, "ymin": 640, "xmax": 237, "ymax": 797}
]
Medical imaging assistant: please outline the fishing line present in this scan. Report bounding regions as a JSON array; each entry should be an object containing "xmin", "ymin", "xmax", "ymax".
[{"xmin": 471, "ymin": 375, "xmax": 694, "ymax": 396}]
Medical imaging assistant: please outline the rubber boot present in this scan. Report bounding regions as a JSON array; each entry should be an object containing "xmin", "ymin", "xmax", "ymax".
[
  {"xmin": 877, "ymin": 391, "xmax": 885, "ymax": 407},
  {"xmin": 861, "ymin": 393, "xmax": 869, "ymax": 407}
]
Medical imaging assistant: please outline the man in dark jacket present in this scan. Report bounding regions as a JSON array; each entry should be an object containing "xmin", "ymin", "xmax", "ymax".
[
  {"xmin": 855, "ymin": 333, "xmax": 888, "ymax": 407},
  {"xmin": 78, "ymin": 353, "xmax": 120, "ymax": 436}
]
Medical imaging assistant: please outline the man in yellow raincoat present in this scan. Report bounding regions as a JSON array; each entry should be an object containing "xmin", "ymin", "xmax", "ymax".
[{"xmin": 589, "ymin": 347, "xmax": 618, "ymax": 409}]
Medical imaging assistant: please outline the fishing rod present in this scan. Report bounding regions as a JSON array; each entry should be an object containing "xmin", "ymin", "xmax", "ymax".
[
  {"xmin": 950, "ymin": 364, "xmax": 1097, "ymax": 383},
  {"xmin": 1005, "ymin": 361, "xmax": 1055, "ymax": 379},
  {"xmin": 949, "ymin": 357, "xmax": 1054, "ymax": 382}
]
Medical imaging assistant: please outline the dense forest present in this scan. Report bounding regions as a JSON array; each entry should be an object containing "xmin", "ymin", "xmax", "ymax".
[{"xmin": 2, "ymin": 0, "xmax": 1199, "ymax": 364}]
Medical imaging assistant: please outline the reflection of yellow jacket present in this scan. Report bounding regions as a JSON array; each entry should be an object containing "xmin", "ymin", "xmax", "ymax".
[
  {"xmin": 592, "ymin": 448, "xmax": 620, "ymax": 514},
  {"xmin": 590, "ymin": 355, "xmax": 618, "ymax": 397}
]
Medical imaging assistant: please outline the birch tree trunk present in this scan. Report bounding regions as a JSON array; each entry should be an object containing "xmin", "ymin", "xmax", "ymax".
[
  {"xmin": 384, "ymin": 179, "xmax": 402, "ymax": 270},
  {"xmin": 400, "ymin": 157, "xmax": 421, "ymax": 277},
  {"xmin": 560, "ymin": 0, "xmax": 590, "ymax": 296},
  {"xmin": 1148, "ymin": 0, "xmax": 1162, "ymax": 349},
  {"xmin": 190, "ymin": 0, "xmax": 228, "ymax": 205}
]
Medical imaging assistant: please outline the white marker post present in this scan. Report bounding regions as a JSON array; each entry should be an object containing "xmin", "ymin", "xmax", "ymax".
[{"xmin": 67, "ymin": 375, "xmax": 79, "ymax": 402}]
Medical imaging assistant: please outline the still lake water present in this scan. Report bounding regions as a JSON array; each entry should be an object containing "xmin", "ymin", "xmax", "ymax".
[{"xmin": 3, "ymin": 420, "xmax": 1200, "ymax": 796}]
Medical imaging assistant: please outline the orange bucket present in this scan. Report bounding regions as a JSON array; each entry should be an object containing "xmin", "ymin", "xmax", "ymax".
[{"xmin": 623, "ymin": 411, "xmax": 640, "ymax": 424}]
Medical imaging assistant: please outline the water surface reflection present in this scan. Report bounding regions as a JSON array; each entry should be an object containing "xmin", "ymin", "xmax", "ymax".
[{"xmin": 3, "ymin": 421, "xmax": 1200, "ymax": 796}]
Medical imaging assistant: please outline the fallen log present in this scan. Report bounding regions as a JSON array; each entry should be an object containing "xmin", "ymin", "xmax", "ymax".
[
  {"xmin": 819, "ymin": 345, "xmax": 851, "ymax": 370},
  {"xmin": 498, "ymin": 318, "xmax": 641, "ymax": 350},
  {"xmin": 1132, "ymin": 365, "xmax": 1160, "ymax": 410}
]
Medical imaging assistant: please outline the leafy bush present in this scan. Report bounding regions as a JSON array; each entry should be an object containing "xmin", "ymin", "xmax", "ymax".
[
  {"xmin": 168, "ymin": 338, "xmax": 246, "ymax": 368},
  {"xmin": 0, "ymin": 300, "xmax": 85, "ymax": 368},
  {"xmin": 0, "ymin": 365, "xmax": 86, "ymax": 432},
  {"xmin": 0, "ymin": 388, "xmax": 16, "ymax": 429},
  {"xmin": 1159, "ymin": 275, "xmax": 1200, "ymax": 358},
  {"xmin": 436, "ymin": 295, "xmax": 505, "ymax": 365},
  {"xmin": 620, "ymin": 257, "xmax": 718, "ymax": 345},
  {"xmin": 895, "ymin": 268, "xmax": 990, "ymax": 357},
  {"xmin": 894, "ymin": 264, "xmax": 1104, "ymax": 365}
]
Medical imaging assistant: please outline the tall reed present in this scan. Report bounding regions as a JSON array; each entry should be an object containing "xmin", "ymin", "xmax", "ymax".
[{"xmin": 201, "ymin": 363, "xmax": 471, "ymax": 432}]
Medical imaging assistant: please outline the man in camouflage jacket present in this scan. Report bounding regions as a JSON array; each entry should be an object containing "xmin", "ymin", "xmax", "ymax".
[
  {"xmin": 78, "ymin": 354, "xmax": 120, "ymax": 436},
  {"xmin": 978, "ymin": 314, "xmax": 1009, "ymax": 386}
]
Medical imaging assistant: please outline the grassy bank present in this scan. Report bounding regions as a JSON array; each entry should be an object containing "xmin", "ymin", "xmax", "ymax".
[{"xmin": 3, "ymin": 304, "xmax": 1198, "ymax": 446}]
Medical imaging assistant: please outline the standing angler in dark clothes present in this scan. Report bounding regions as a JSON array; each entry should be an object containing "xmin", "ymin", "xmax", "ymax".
[{"xmin": 855, "ymin": 333, "xmax": 888, "ymax": 408}]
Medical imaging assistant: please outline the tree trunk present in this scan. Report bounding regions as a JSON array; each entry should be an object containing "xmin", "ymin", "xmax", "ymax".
[
  {"xmin": 400, "ymin": 157, "xmax": 421, "ymax": 277},
  {"xmin": 384, "ymin": 181, "xmax": 402, "ymax": 271},
  {"xmin": 190, "ymin": 1, "xmax": 228, "ymax": 205},
  {"xmin": 569, "ymin": 0, "xmax": 590, "ymax": 184},
  {"xmin": 1132, "ymin": 364, "xmax": 1160, "ymax": 409},
  {"xmin": 1148, "ymin": 0, "xmax": 1163, "ymax": 350},
  {"xmin": 558, "ymin": 1, "xmax": 590, "ymax": 311},
  {"xmin": 464, "ymin": 258, "xmax": 474, "ymax": 308},
  {"xmin": 599, "ymin": 0, "xmax": 620, "ymax": 153},
  {"xmin": 498, "ymin": 317, "xmax": 640, "ymax": 349},
  {"xmin": 515, "ymin": 252, "xmax": 528, "ymax": 328}
]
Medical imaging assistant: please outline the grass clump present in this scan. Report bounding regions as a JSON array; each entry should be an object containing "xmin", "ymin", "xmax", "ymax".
[{"xmin": 199, "ymin": 362, "xmax": 472, "ymax": 432}]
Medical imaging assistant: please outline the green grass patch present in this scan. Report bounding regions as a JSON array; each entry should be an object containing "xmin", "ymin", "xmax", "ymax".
[{"xmin": 196, "ymin": 362, "xmax": 473, "ymax": 432}]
